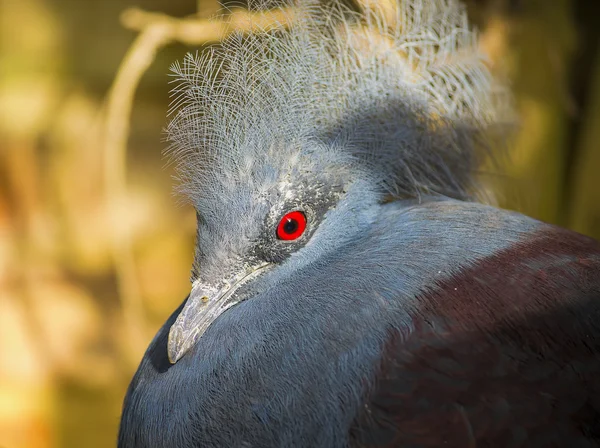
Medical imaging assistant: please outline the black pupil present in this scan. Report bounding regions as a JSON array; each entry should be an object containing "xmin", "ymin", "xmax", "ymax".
[{"xmin": 283, "ymin": 218, "xmax": 299, "ymax": 234}]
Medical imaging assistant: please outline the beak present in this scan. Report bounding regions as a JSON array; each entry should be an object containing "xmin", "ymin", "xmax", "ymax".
[{"xmin": 167, "ymin": 262, "xmax": 271, "ymax": 364}]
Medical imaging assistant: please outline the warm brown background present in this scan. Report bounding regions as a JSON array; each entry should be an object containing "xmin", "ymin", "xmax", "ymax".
[{"xmin": 0, "ymin": 0, "xmax": 598, "ymax": 446}]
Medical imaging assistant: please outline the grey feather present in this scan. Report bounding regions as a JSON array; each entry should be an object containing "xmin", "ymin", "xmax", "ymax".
[{"xmin": 166, "ymin": 0, "xmax": 506, "ymax": 210}]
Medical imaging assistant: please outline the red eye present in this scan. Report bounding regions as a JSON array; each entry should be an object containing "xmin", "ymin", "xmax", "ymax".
[{"xmin": 276, "ymin": 211, "xmax": 307, "ymax": 240}]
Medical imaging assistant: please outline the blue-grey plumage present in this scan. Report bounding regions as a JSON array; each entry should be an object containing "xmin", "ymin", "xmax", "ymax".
[
  {"xmin": 118, "ymin": 0, "xmax": 600, "ymax": 446},
  {"xmin": 119, "ymin": 198, "xmax": 600, "ymax": 447}
]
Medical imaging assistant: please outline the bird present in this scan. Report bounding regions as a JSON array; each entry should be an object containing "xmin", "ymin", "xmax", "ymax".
[{"xmin": 118, "ymin": 0, "xmax": 600, "ymax": 446}]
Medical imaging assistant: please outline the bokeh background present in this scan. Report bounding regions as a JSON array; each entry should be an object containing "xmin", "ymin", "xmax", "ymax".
[{"xmin": 0, "ymin": 0, "xmax": 598, "ymax": 446}]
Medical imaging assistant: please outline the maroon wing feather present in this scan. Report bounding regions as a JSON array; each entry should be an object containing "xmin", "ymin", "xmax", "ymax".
[{"xmin": 350, "ymin": 226, "xmax": 600, "ymax": 447}]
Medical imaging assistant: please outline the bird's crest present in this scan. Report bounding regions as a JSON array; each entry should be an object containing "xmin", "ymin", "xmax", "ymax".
[{"xmin": 167, "ymin": 0, "xmax": 507, "ymax": 205}]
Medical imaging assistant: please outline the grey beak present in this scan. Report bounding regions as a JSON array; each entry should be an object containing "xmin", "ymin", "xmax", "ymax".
[{"xmin": 167, "ymin": 263, "xmax": 272, "ymax": 363}]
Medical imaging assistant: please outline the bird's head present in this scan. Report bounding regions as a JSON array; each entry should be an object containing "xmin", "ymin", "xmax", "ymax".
[
  {"xmin": 164, "ymin": 0, "xmax": 502, "ymax": 363},
  {"xmin": 167, "ymin": 135, "xmax": 379, "ymax": 363}
]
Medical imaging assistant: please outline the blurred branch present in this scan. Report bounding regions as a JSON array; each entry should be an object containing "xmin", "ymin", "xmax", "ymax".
[
  {"xmin": 103, "ymin": 6, "xmax": 293, "ymax": 362},
  {"xmin": 121, "ymin": 7, "xmax": 293, "ymax": 44},
  {"xmin": 197, "ymin": 0, "xmax": 220, "ymax": 19},
  {"xmin": 103, "ymin": 24, "xmax": 171, "ymax": 360}
]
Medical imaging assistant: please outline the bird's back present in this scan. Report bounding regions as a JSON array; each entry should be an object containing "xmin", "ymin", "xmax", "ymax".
[{"xmin": 349, "ymin": 202, "xmax": 600, "ymax": 447}]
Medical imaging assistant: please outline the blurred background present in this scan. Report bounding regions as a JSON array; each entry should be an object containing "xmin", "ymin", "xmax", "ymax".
[{"xmin": 0, "ymin": 0, "xmax": 598, "ymax": 446}]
